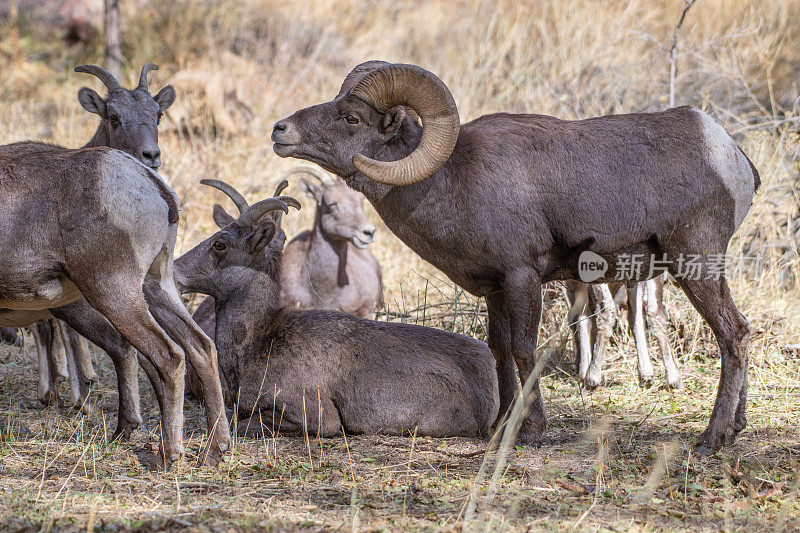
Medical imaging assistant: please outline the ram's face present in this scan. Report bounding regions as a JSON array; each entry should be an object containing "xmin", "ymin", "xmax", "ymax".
[{"xmin": 272, "ymin": 96, "xmax": 389, "ymax": 178}]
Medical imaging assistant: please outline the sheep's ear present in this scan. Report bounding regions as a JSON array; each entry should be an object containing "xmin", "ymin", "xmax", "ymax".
[
  {"xmin": 300, "ymin": 178, "xmax": 321, "ymax": 202},
  {"xmin": 153, "ymin": 85, "xmax": 176, "ymax": 111},
  {"xmin": 249, "ymin": 218, "xmax": 278, "ymax": 254},
  {"xmin": 78, "ymin": 87, "xmax": 106, "ymax": 116},
  {"xmin": 212, "ymin": 204, "xmax": 235, "ymax": 228},
  {"xmin": 380, "ymin": 105, "xmax": 406, "ymax": 135}
]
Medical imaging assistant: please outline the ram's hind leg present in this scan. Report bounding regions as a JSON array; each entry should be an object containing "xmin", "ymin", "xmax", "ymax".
[
  {"xmin": 646, "ymin": 275, "xmax": 682, "ymax": 389},
  {"xmin": 671, "ymin": 272, "xmax": 748, "ymax": 451},
  {"xmin": 142, "ymin": 248, "xmax": 230, "ymax": 465}
]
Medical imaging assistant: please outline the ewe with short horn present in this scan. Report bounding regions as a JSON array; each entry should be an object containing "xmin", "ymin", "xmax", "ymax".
[
  {"xmin": 74, "ymin": 64, "xmax": 123, "ymax": 92},
  {"xmin": 32, "ymin": 60, "xmax": 178, "ymax": 438},
  {"xmin": 175, "ymin": 185, "xmax": 496, "ymax": 439}
]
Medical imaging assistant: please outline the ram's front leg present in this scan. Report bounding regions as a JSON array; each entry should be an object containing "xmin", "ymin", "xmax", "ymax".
[{"xmin": 495, "ymin": 269, "xmax": 547, "ymax": 446}]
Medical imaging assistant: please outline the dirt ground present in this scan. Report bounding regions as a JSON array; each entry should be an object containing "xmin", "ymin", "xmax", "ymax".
[{"xmin": 2, "ymin": 319, "xmax": 799, "ymax": 531}]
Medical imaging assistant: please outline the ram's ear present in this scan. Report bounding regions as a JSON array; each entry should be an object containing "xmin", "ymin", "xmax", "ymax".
[
  {"xmin": 153, "ymin": 85, "xmax": 176, "ymax": 111},
  {"xmin": 78, "ymin": 87, "xmax": 106, "ymax": 116},
  {"xmin": 380, "ymin": 105, "xmax": 406, "ymax": 135},
  {"xmin": 212, "ymin": 204, "xmax": 235, "ymax": 228},
  {"xmin": 249, "ymin": 218, "xmax": 278, "ymax": 254},
  {"xmin": 300, "ymin": 178, "xmax": 321, "ymax": 202}
]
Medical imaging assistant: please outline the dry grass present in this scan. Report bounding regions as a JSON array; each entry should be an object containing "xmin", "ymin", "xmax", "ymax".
[{"xmin": 1, "ymin": 0, "xmax": 800, "ymax": 530}]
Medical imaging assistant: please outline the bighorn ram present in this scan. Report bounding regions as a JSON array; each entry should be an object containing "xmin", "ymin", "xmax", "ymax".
[
  {"xmin": 34, "ymin": 63, "xmax": 175, "ymax": 419},
  {"xmin": 566, "ymin": 275, "xmax": 682, "ymax": 389},
  {"xmin": 272, "ymin": 61, "xmax": 759, "ymax": 451},
  {"xmin": 0, "ymin": 143, "xmax": 228, "ymax": 465},
  {"xmin": 175, "ymin": 181, "xmax": 498, "ymax": 438}
]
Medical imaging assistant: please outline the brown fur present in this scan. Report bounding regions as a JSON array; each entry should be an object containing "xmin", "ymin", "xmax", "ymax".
[
  {"xmin": 176, "ymin": 189, "xmax": 498, "ymax": 439},
  {"xmin": 281, "ymin": 175, "xmax": 382, "ymax": 318},
  {"xmin": 272, "ymin": 61, "xmax": 759, "ymax": 451},
  {"xmin": 35, "ymin": 62, "xmax": 176, "ymax": 434},
  {"xmin": 0, "ymin": 143, "xmax": 229, "ymax": 466}
]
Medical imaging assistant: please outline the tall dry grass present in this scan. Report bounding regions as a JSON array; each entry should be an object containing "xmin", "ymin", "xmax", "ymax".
[{"xmin": 0, "ymin": 0, "xmax": 798, "ymax": 316}]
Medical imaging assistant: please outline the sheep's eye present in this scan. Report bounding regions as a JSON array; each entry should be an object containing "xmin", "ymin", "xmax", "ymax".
[
  {"xmin": 213, "ymin": 241, "xmax": 227, "ymax": 251},
  {"xmin": 109, "ymin": 115, "xmax": 121, "ymax": 127},
  {"xmin": 157, "ymin": 112, "xmax": 163, "ymax": 125},
  {"xmin": 345, "ymin": 115, "xmax": 359, "ymax": 125}
]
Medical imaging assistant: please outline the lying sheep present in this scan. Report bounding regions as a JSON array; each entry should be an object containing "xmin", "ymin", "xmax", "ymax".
[{"xmin": 176, "ymin": 180, "xmax": 498, "ymax": 438}]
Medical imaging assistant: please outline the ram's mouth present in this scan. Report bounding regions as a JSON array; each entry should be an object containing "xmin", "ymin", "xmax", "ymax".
[
  {"xmin": 272, "ymin": 142, "xmax": 297, "ymax": 157},
  {"xmin": 351, "ymin": 235, "xmax": 373, "ymax": 249}
]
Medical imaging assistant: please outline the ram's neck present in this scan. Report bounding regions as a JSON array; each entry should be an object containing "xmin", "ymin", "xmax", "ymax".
[
  {"xmin": 308, "ymin": 220, "xmax": 349, "ymax": 287},
  {"xmin": 213, "ymin": 272, "xmax": 282, "ymax": 393},
  {"xmin": 83, "ymin": 123, "xmax": 110, "ymax": 148},
  {"xmin": 343, "ymin": 117, "xmax": 456, "ymax": 263}
]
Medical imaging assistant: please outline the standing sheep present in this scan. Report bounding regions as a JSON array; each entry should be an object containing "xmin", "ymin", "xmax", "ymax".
[
  {"xmin": 281, "ymin": 165, "xmax": 382, "ymax": 318},
  {"xmin": 33, "ymin": 62, "xmax": 175, "ymax": 424},
  {"xmin": 0, "ymin": 143, "xmax": 229, "ymax": 466},
  {"xmin": 272, "ymin": 61, "xmax": 759, "ymax": 451}
]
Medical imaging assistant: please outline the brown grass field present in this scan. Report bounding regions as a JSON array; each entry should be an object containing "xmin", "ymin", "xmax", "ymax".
[{"xmin": 1, "ymin": 0, "xmax": 800, "ymax": 530}]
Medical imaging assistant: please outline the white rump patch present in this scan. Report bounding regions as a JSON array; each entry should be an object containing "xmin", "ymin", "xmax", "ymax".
[{"xmin": 694, "ymin": 109, "xmax": 755, "ymax": 229}]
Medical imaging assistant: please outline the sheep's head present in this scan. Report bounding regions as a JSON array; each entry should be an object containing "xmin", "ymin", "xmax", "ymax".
[
  {"xmin": 76, "ymin": 63, "xmax": 175, "ymax": 169},
  {"xmin": 284, "ymin": 166, "xmax": 376, "ymax": 249},
  {"xmin": 174, "ymin": 180, "xmax": 300, "ymax": 300},
  {"xmin": 272, "ymin": 61, "xmax": 460, "ymax": 186}
]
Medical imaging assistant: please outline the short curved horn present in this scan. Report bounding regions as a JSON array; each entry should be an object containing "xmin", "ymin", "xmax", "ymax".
[
  {"xmin": 200, "ymin": 179, "xmax": 249, "ymax": 214},
  {"xmin": 137, "ymin": 62, "xmax": 159, "ymax": 92},
  {"xmin": 74, "ymin": 64, "xmax": 122, "ymax": 93},
  {"xmin": 274, "ymin": 195, "xmax": 302, "ymax": 211},
  {"xmin": 238, "ymin": 198, "xmax": 292, "ymax": 227},
  {"xmin": 273, "ymin": 179, "xmax": 290, "ymax": 196},
  {"xmin": 281, "ymin": 165, "xmax": 335, "ymax": 185},
  {"xmin": 349, "ymin": 63, "xmax": 459, "ymax": 186}
]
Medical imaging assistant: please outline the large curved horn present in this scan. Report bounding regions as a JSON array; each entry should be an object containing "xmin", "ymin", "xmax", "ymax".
[
  {"xmin": 136, "ymin": 62, "xmax": 159, "ymax": 92},
  {"xmin": 200, "ymin": 179, "xmax": 249, "ymax": 214},
  {"xmin": 74, "ymin": 64, "xmax": 122, "ymax": 93},
  {"xmin": 281, "ymin": 165, "xmax": 335, "ymax": 185},
  {"xmin": 337, "ymin": 60, "xmax": 390, "ymax": 98},
  {"xmin": 349, "ymin": 63, "xmax": 459, "ymax": 186},
  {"xmin": 238, "ymin": 198, "xmax": 292, "ymax": 227}
]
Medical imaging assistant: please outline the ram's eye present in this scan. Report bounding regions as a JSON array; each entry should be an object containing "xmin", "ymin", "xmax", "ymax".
[
  {"xmin": 345, "ymin": 115, "xmax": 359, "ymax": 125},
  {"xmin": 213, "ymin": 241, "xmax": 227, "ymax": 251},
  {"xmin": 157, "ymin": 111, "xmax": 163, "ymax": 125},
  {"xmin": 109, "ymin": 115, "xmax": 121, "ymax": 127}
]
